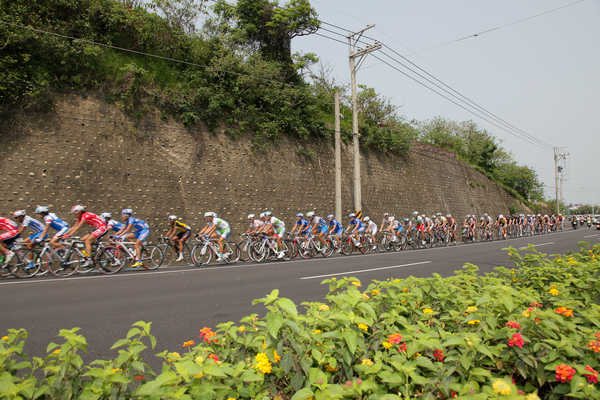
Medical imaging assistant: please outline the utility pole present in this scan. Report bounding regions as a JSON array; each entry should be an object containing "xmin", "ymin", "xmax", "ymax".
[
  {"xmin": 554, "ymin": 147, "xmax": 568, "ymax": 215},
  {"xmin": 334, "ymin": 92, "xmax": 342, "ymax": 222},
  {"xmin": 348, "ymin": 24, "xmax": 381, "ymax": 214}
]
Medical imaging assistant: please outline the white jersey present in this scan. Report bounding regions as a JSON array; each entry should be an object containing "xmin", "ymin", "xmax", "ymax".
[
  {"xmin": 250, "ymin": 220, "xmax": 264, "ymax": 228},
  {"xmin": 266, "ymin": 216, "xmax": 285, "ymax": 229},
  {"xmin": 210, "ymin": 217, "xmax": 229, "ymax": 230}
]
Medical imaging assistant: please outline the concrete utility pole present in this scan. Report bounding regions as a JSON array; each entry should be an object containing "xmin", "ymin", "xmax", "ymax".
[
  {"xmin": 334, "ymin": 92, "xmax": 342, "ymax": 222},
  {"xmin": 554, "ymin": 147, "xmax": 568, "ymax": 215},
  {"xmin": 348, "ymin": 24, "xmax": 381, "ymax": 213}
]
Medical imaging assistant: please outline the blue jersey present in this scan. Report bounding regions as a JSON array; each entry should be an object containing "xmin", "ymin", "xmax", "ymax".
[
  {"xmin": 329, "ymin": 219, "xmax": 343, "ymax": 231},
  {"xmin": 312, "ymin": 216, "xmax": 327, "ymax": 228},
  {"xmin": 22, "ymin": 215, "xmax": 45, "ymax": 234},
  {"xmin": 43, "ymin": 213, "xmax": 69, "ymax": 231},
  {"xmin": 125, "ymin": 217, "xmax": 149, "ymax": 231},
  {"xmin": 296, "ymin": 218, "xmax": 309, "ymax": 232},
  {"xmin": 349, "ymin": 218, "xmax": 364, "ymax": 230},
  {"xmin": 107, "ymin": 220, "xmax": 124, "ymax": 232}
]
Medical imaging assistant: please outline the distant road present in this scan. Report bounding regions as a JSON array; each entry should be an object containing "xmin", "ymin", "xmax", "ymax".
[{"xmin": 2, "ymin": 227, "xmax": 598, "ymax": 370}]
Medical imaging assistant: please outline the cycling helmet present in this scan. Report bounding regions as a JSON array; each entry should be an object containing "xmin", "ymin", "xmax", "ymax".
[
  {"xmin": 480, "ymin": 217, "xmax": 484, "ymax": 221},
  {"xmin": 259, "ymin": 213, "xmax": 266, "ymax": 219},
  {"xmin": 13, "ymin": 210, "xmax": 26, "ymax": 218},
  {"xmin": 101, "ymin": 212, "xmax": 112, "ymax": 219},
  {"xmin": 121, "ymin": 208, "xmax": 133, "ymax": 215},
  {"xmin": 383, "ymin": 212, "xmax": 389, "ymax": 217},
  {"xmin": 484, "ymin": 213, "xmax": 488, "ymax": 217},
  {"xmin": 412, "ymin": 211, "xmax": 419, "ymax": 216},
  {"xmin": 248, "ymin": 214, "xmax": 255, "ymax": 220},
  {"xmin": 35, "ymin": 206, "xmax": 49, "ymax": 214},
  {"xmin": 446, "ymin": 214, "xmax": 452, "ymax": 218},
  {"xmin": 168, "ymin": 215, "xmax": 177, "ymax": 221},
  {"xmin": 364, "ymin": 216, "xmax": 370, "ymax": 222},
  {"xmin": 306, "ymin": 211, "xmax": 315, "ymax": 218},
  {"xmin": 499, "ymin": 214, "xmax": 504, "ymax": 219},
  {"xmin": 71, "ymin": 205, "xmax": 85, "ymax": 214},
  {"xmin": 204, "ymin": 212, "xmax": 215, "ymax": 218},
  {"xmin": 264, "ymin": 211, "xmax": 272, "ymax": 217},
  {"xmin": 421, "ymin": 214, "xmax": 425, "ymax": 218},
  {"xmin": 349, "ymin": 213, "xmax": 356, "ymax": 218},
  {"xmin": 327, "ymin": 214, "xmax": 334, "ymax": 220},
  {"xmin": 436, "ymin": 212, "xmax": 442, "ymax": 217},
  {"xmin": 404, "ymin": 218, "xmax": 410, "ymax": 223},
  {"xmin": 296, "ymin": 213, "xmax": 303, "ymax": 218}
]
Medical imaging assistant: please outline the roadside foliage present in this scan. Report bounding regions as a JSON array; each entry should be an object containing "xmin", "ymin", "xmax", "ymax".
[{"xmin": 2, "ymin": 243, "xmax": 600, "ymax": 399}]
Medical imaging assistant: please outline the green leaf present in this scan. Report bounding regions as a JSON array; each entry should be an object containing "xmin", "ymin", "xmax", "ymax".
[
  {"xmin": 342, "ymin": 330, "xmax": 358, "ymax": 355},
  {"xmin": 278, "ymin": 298, "xmax": 298, "ymax": 317},
  {"xmin": 240, "ymin": 369, "xmax": 264, "ymax": 382},
  {"xmin": 110, "ymin": 339, "xmax": 131, "ymax": 350},
  {"xmin": 460, "ymin": 355, "xmax": 472, "ymax": 370},
  {"xmin": 291, "ymin": 388, "xmax": 315, "ymax": 400},
  {"xmin": 266, "ymin": 312, "xmax": 284, "ymax": 338},
  {"xmin": 415, "ymin": 356, "xmax": 435, "ymax": 371},
  {"xmin": 203, "ymin": 364, "xmax": 228, "ymax": 378},
  {"xmin": 127, "ymin": 328, "xmax": 142, "ymax": 339}
]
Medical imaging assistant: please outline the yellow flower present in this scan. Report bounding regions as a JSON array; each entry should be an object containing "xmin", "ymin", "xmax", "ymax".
[
  {"xmin": 362, "ymin": 293, "xmax": 370, "ymax": 300},
  {"xmin": 413, "ymin": 352, "xmax": 421, "ymax": 358},
  {"xmin": 382, "ymin": 341, "xmax": 393, "ymax": 349},
  {"xmin": 325, "ymin": 364, "xmax": 338, "ymax": 372},
  {"xmin": 314, "ymin": 329, "xmax": 322, "ymax": 334},
  {"xmin": 318, "ymin": 304, "xmax": 329, "ymax": 311},
  {"xmin": 423, "ymin": 308, "xmax": 434, "ymax": 314},
  {"xmin": 549, "ymin": 288, "xmax": 559, "ymax": 296},
  {"xmin": 111, "ymin": 368, "xmax": 123, "ymax": 373},
  {"xmin": 238, "ymin": 326, "xmax": 246, "ymax": 332},
  {"xmin": 171, "ymin": 352, "xmax": 180, "ymax": 358},
  {"xmin": 526, "ymin": 394, "xmax": 541, "ymax": 400},
  {"xmin": 357, "ymin": 323, "xmax": 369, "ymax": 331},
  {"xmin": 227, "ymin": 398, "xmax": 236, "ymax": 400},
  {"xmin": 1, "ymin": 336, "xmax": 8, "ymax": 341},
  {"xmin": 466, "ymin": 306, "xmax": 478, "ymax": 313},
  {"xmin": 403, "ymin": 287, "xmax": 408, "ymax": 292},
  {"xmin": 195, "ymin": 356, "xmax": 204, "ymax": 364},
  {"xmin": 372, "ymin": 289, "xmax": 380, "ymax": 295},
  {"xmin": 361, "ymin": 359, "xmax": 373, "ymax": 366},
  {"xmin": 492, "ymin": 379, "xmax": 511, "ymax": 396},
  {"xmin": 523, "ymin": 309, "xmax": 531, "ymax": 317},
  {"xmin": 351, "ymin": 281, "xmax": 361, "ymax": 287},
  {"xmin": 194, "ymin": 371, "xmax": 204, "ymax": 379},
  {"xmin": 468, "ymin": 320, "xmax": 480, "ymax": 325},
  {"xmin": 556, "ymin": 259, "xmax": 562, "ymax": 262},
  {"xmin": 52, "ymin": 349, "xmax": 60, "ymax": 354},
  {"xmin": 255, "ymin": 353, "xmax": 272, "ymax": 374},
  {"xmin": 273, "ymin": 350, "xmax": 281, "ymax": 363},
  {"xmin": 261, "ymin": 342, "xmax": 267, "ymax": 349}
]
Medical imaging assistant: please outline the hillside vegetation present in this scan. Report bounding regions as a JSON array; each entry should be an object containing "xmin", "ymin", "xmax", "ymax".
[{"xmin": 0, "ymin": 0, "xmax": 542, "ymax": 202}]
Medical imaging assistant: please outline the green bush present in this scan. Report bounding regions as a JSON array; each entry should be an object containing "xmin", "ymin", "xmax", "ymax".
[{"xmin": 2, "ymin": 243, "xmax": 600, "ymax": 399}]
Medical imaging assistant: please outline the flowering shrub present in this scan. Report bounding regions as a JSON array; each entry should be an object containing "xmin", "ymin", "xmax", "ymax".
[{"xmin": 1, "ymin": 242, "xmax": 600, "ymax": 399}]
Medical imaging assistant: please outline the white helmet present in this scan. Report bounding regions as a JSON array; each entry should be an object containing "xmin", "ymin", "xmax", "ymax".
[
  {"xmin": 327, "ymin": 214, "xmax": 334, "ymax": 219},
  {"xmin": 349, "ymin": 213, "xmax": 356, "ymax": 218},
  {"xmin": 363, "ymin": 216, "xmax": 370, "ymax": 222},
  {"xmin": 412, "ymin": 211, "xmax": 419, "ymax": 216},
  {"xmin": 35, "ymin": 206, "xmax": 49, "ymax": 214},
  {"xmin": 499, "ymin": 214, "xmax": 504, "ymax": 219},
  {"xmin": 259, "ymin": 213, "xmax": 266, "ymax": 219},
  {"xmin": 121, "ymin": 208, "xmax": 133, "ymax": 215},
  {"xmin": 13, "ymin": 210, "xmax": 26, "ymax": 218},
  {"xmin": 247, "ymin": 214, "xmax": 255, "ymax": 220},
  {"xmin": 264, "ymin": 211, "xmax": 272, "ymax": 217},
  {"xmin": 101, "ymin": 212, "xmax": 112, "ymax": 219},
  {"xmin": 383, "ymin": 212, "xmax": 389, "ymax": 217},
  {"xmin": 204, "ymin": 212, "xmax": 215, "ymax": 218},
  {"xmin": 307, "ymin": 211, "xmax": 315, "ymax": 218},
  {"xmin": 71, "ymin": 205, "xmax": 85, "ymax": 214},
  {"xmin": 168, "ymin": 215, "xmax": 177, "ymax": 221}
]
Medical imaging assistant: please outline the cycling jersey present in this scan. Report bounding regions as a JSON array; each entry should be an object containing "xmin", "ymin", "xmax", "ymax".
[
  {"xmin": 21, "ymin": 215, "xmax": 45, "ymax": 234},
  {"xmin": 349, "ymin": 218, "xmax": 365, "ymax": 232},
  {"xmin": 209, "ymin": 217, "xmax": 229, "ymax": 230},
  {"xmin": 124, "ymin": 216, "xmax": 149, "ymax": 231},
  {"xmin": 79, "ymin": 212, "xmax": 107, "ymax": 229},
  {"xmin": 107, "ymin": 219, "xmax": 124, "ymax": 232},
  {"xmin": 296, "ymin": 218, "xmax": 309, "ymax": 233},
  {"xmin": 266, "ymin": 217, "xmax": 285, "ymax": 229},
  {"xmin": 173, "ymin": 220, "xmax": 190, "ymax": 233},
  {"xmin": 329, "ymin": 219, "xmax": 343, "ymax": 233},
  {"xmin": 365, "ymin": 220, "xmax": 377, "ymax": 233},
  {"xmin": 312, "ymin": 216, "xmax": 327, "ymax": 228},
  {"xmin": 43, "ymin": 213, "xmax": 69, "ymax": 232},
  {"xmin": 0, "ymin": 217, "xmax": 19, "ymax": 242},
  {"xmin": 412, "ymin": 216, "xmax": 423, "ymax": 226},
  {"xmin": 250, "ymin": 220, "xmax": 264, "ymax": 228}
]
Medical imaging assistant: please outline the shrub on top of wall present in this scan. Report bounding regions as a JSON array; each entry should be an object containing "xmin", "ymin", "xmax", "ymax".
[{"xmin": 1, "ymin": 243, "xmax": 600, "ymax": 399}]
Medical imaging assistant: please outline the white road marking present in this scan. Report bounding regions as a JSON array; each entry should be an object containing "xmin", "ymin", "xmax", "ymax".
[
  {"xmin": 584, "ymin": 234, "xmax": 599, "ymax": 238},
  {"xmin": 518, "ymin": 242, "xmax": 554, "ymax": 250},
  {"xmin": 300, "ymin": 261, "xmax": 432, "ymax": 280}
]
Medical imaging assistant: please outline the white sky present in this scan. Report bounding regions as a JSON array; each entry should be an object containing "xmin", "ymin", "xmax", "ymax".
[{"xmin": 292, "ymin": 0, "xmax": 600, "ymax": 206}]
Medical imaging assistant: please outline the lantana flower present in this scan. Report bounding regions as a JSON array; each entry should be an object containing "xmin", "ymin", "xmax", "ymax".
[
  {"xmin": 584, "ymin": 365, "xmax": 599, "ymax": 384},
  {"xmin": 199, "ymin": 327, "xmax": 217, "ymax": 343},
  {"xmin": 433, "ymin": 349, "xmax": 445, "ymax": 362},
  {"xmin": 388, "ymin": 333, "xmax": 403, "ymax": 344},
  {"xmin": 361, "ymin": 358, "xmax": 373, "ymax": 366},
  {"xmin": 467, "ymin": 320, "xmax": 480, "ymax": 325},
  {"xmin": 555, "ymin": 307, "xmax": 574, "ymax": 317},
  {"xmin": 357, "ymin": 323, "xmax": 369, "ymax": 331},
  {"xmin": 423, "ymin": 308, "xmax": 434, "ymax": 314},
  {"xmin": 255, "ymin": 353, "xmax": 272, "ymax": 374},
  {"xmin": 555, "ymin": 364, "xmax": 576, "ymax": 383},
  {"xmin": 508, "ymin": 333, "xmax": 525, "ymax": 348},
  {"xmin": 492, "ymin": 380, "xmax": 511, "ymax": 396},
  {"xmin": 505, "ymin": 321, "xmax": 521, "ymax": 330}
]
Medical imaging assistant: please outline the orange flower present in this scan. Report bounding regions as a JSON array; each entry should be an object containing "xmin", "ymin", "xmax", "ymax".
[
  {"xmin": 584, "ymin": 365, "xmax": 599, "ymax": 383},
  {"xmin": 555, "ymin": 307, "xmax": 574, "ymax": 317},
  {"xmin": 587, "ymin": 340, "xmax": 600, "ymax": 353},
  {"xmin": 505, "ymin": 321, "xmax": 521, "ymax": 330},
  {"xmin": 183, "ymin": 340, "xmax": 196, "ymax": 347},
  {"xmin": 555, "ymin": 364, "xmax": 576, "ymax": 383},
  {"xmin": 388, "ymin": 333, "xmax": 403, "ymax": 344},
  {"xmin": 200, "ymin": 327, "xmax": 217, "ymax": 343}
]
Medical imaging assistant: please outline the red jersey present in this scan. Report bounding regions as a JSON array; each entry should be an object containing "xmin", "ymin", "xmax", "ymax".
[
  {"xmin": 78, "ymin": 212, "xmax": 107, "ymax": 230},
  {"xmin": 0, "ymin": 217, "xmax": 19, "ymax": 234}
]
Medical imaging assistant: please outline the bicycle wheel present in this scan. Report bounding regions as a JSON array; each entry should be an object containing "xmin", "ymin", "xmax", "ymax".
[
  {"xmin": 238, "ymin": 240, "xmax": 252, "ymax": 262},
  {"xmin": 321, "ymin": 239, "xmax": 334, "ymax": 258},
  {"xmin": 289, "ymin": 239, "xmax": 300, "ymax": 258},
  {"xmin": 8, "ymin": 249, "xmax": 40, "ymax": 278},
  {"xmin": 377, "ymin": 236, "xmax": 389, "ymax": 252},
  {"xmin": 340, "ymin": 238, "xmax": 354, "ymax": 256},
  {"xmin": 359, "ymin": 236, "xmax": 370, "ymax": 254},
  {"xmin": 191, "ymin": 243, "xmax": 212, "ymax": 266},
  {"xmin": 95, "ymin": 246, "xmax": 125, "ymax": 275},
  {"xmin": 223, "ymin": 242, "xmax": 241, "ymax": 263},
  {"xmin": 48, "ymin": 248, "xmax": 81, "ymax": 277},
  {"xmin": 299, "ymin": 239, "xmax": 315, "ymax": 259},
  {"xmin": 158, "ymin": 244, "xmax": 176, "ymax": 267},
  {"xmin": 142, "ymin": 245, "xmax": 163, "ymax": 270}
]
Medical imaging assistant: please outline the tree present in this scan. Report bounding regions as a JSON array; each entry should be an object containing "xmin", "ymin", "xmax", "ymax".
[{"xmin": 148, "ymin": 0, "xmax": 208, "ymax": 35}]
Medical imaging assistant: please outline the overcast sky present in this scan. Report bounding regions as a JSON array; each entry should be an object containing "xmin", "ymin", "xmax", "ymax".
[{"xmin": 292, "ymin": 0, "xmax": 600, "ymax": 207}]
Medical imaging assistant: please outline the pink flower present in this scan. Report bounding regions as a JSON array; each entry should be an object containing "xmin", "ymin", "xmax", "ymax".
[
  {"xmin": 505, "ymin": 321, "xmax": 521, "ymax": 330},
  {"xmin": 584, "ymin": 365, "xmax": 599, "ymax": 384},
  {"xmin": 398, "ymin": 343, "xmax": 407, "ymax": 352},
  {"xmin": 508, "ymin": 333, "xmax": 524, "ymax": 348},
  {"xmin": 388, "ymin": 333, "xmax": 403, "ymax": 344}
]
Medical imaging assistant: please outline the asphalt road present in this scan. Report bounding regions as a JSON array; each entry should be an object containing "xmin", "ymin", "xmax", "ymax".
[{"xmin": 2, "ymin": 226, "xmax": 598, "ymax": 371}]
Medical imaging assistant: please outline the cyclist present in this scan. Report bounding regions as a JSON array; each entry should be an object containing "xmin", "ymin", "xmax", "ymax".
[
  {"xmin": 496, "ymin": 214, "xmax": 507, "ymax": 238},
  {"xmin": 101, "ymin": 212, "xmax": 123, "ymax": 233},
  {"xmin": 446, "ymin": 214, "xmax": 457, "ymax": 242},
  {"xmin": 380, "ymin": 213, "xmax": 394, "ymax": 232},
  {"xmin": 198, "ymin": 212, "xmax": 231, "ymax": 261},
  {"xmin": 290, "ymin": 213, "xmax": 309, "ymax": 236},
  {"xmin": 13, "ymin": 210, "xmax": 47, "ymax": 250},
  {"xmin": 245, "ymin": 214, "xmax": 264, "ymax": 235},
  {"xmin": 164, "ymin": 215, "xmax": 191, "ymax": 262},
  {"xmin": 113, "ymin": 208, "xmax": 149, "ymax": 269},
  {"xmin": 262, "ymin": 211, "xmax": 286, "ymax": 259},
  {"xmin": 0, "ymin": 216, "xmax": 19, "ymax": 265},
  {"xmin": 345, "ymin": 213, "xmax": 364, "ymax": 246},
  {"xmin": 363, "ymin": 216, "xmax": 378, "ymax": 249},
  {"xmin": 327, "ymin": 214, "xmax": 344, "ymax": 251},
  {"xmin": 35, "ymin": 206, "xmax": 69, "ymax": 249},
  {"xmin": 411, "ymin": 211, "xmax": 424, "ymax": 233},
  {"xmin": 62, "ymin": 205, "xmax": 108, "ymax": 267},
  {"xmin": 307, "ymin": 212, "xmax": 328, "ymax": 252}
]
